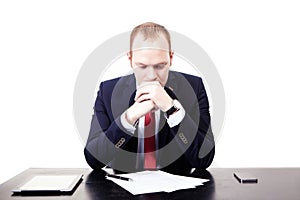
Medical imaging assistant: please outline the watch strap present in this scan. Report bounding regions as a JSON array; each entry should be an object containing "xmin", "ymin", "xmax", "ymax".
[{"xmin": 165, "ymin": 100, "xmax": 180, "ymax": 118}]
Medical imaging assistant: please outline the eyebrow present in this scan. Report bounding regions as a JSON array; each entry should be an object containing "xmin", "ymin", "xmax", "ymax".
[{"xmin": 135, "ymin": 62, "xmax": 168, "ymax": 66}]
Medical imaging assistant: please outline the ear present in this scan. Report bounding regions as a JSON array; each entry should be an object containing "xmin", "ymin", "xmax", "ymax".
[
  {"xmin": 169, "ymin": 50, "xmax": 174, "ymax": 66},
  {"xmin": 127, "ymin": 51, "xmax": 132, "ymax": 60},
  {"xmin": 127, "ymin": 51, "xmax": 133, "ymax": 67}
]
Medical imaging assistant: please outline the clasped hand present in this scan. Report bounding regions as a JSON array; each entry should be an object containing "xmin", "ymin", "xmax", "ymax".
[{"xmin": 125, "ymin": 81, "xmax": 172, "ymax": 125}]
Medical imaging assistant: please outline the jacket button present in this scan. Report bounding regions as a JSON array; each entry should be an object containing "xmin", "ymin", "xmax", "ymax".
[{"xmin": 179, "ymin": 133, "xmax": 188, "ymax": 144}]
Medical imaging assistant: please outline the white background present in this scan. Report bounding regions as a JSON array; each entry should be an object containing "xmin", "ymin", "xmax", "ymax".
[{"xmin": 1, "ymin": 0, "xmax": 300, "ymax": 184}]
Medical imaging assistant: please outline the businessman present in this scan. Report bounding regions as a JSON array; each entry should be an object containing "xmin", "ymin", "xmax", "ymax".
[{"xmin": 84, "ymin": 22, "xmax": 215, "ymax": 174}]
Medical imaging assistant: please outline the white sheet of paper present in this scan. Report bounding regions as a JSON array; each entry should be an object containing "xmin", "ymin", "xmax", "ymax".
[
  {"xmin": 106, "ymin": 170, "xmax": 209, "ymax": 195},
  {"xmin": 19, "ymin": 175, "xmax": 79, "ymax": 191}
]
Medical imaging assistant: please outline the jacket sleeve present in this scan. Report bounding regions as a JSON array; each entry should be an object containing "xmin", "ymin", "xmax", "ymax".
[
  {"xmin": 169, "ymin": 77, "xmax": 215, "ymax": 169},
  {"xmin": 84, "ymin": 82, "xmax": 135, "ymax": 170}
]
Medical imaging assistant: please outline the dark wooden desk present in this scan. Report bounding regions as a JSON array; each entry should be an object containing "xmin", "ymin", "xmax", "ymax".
[{"xmin": 1, "ymin": 168, "xmax": 300, "ymax": 199}]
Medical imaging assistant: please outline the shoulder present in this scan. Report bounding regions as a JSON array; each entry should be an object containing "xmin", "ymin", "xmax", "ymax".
[
  {"xmin": 168, "ymin": 71, "xmax": 204, "ymax": 87},
  {"xmin": 99, "ymin": 74, "xmax": 135, "ymax": 90},
  {"xmin": 169, "ymin": 70, "xmax": 202, "ymax": 80}
]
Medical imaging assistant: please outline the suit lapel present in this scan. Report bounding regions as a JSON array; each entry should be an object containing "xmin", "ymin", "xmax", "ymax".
[
  {"xmin": 165, "ymin": 71, "xmax": 178, "ymax": 94},
  {"xmin": 110, "ymin": 74, "xmax": 136, "ymax": 117}
]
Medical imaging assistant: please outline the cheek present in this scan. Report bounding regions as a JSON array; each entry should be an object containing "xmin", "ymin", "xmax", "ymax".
[
  {"xmin": 158, "ymin": 69, "xmax": 169, "ymax": 81},
  {"xmin": 133, "ymin": 69, "xmax": 147, "ymax": 82}
]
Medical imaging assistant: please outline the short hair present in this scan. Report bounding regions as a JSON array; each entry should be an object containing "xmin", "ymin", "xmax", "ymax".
[{"xmin": 130, "ymin": 22, "xmax": 171, "ymax": 52}]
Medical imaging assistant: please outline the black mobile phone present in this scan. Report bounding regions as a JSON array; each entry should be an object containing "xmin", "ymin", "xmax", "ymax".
[{"xmin": 234, "ymin": 172, "xmax": 258, "ymax": 183}]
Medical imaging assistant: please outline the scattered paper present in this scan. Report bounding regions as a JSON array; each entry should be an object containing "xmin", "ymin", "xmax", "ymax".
[{"xmin": 106, "ymin": 170, "xmax": 209, "ymax": 195}]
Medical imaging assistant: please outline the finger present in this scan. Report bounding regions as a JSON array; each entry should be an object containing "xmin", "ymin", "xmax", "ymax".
[
  {"xmin": 151, "ymin": 105, "xmax": 159, "ymax": 112},
  {"xmin": 135, "ymin": 82, "xmax": 161, "ymax": 100},
  {"xmin": 141, "ymin": 99, "xmax": 155, "ymax": 108},
  {"xmin": 135, "ymin": 83, "xmax": 161, "ymax": 101},
  {"xmin": 137, "ymin": 100, "xmax": 156, "ymax": 114},
  {"xmin": 135, "ymin": 93, "xmax": 152, "ymax": 103},
  {"xmin": 137, "ymin": 81, "xmax": 160, "ymax": 90},
  {"xmin": 135, "ymin": 90, "xmax": 150, "ymax": 101},
  {"xmin": 135, "ymin": 86, "xmax": 153, "ymax": 101}
]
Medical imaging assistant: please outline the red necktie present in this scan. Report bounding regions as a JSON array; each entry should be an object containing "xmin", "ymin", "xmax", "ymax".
[{"xmin": 144, "ymin": 112, "xmax": 156, "ymax": 169}]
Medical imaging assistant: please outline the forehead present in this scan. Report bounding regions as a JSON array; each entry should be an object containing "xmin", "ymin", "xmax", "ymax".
[
  {"xmin": 131, "ymin": 33, "xmax": 169, "ymax": 52},
  {"xmin": 132, "ymin": 49, "xmax": 169, "ymax": 64}
]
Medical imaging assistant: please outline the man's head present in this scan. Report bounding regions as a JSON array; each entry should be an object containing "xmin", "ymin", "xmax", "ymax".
[{"xmin": 128, "ymin": 22, "xmax": 174, "ymax": 86}]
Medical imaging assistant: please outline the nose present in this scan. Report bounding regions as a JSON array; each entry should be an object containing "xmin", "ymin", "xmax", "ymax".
[{"xmin": 146, "ymin": 66, "xmax": 157, "ymax": 80}]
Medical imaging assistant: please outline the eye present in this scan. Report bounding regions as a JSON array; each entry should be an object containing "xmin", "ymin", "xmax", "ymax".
[
  {"xmin": 155, "ymin": 63, "xmax": 167, "ymax": 69},
  {"xmin": 139, "ymin": 65, "xmax": 147, "ymax": 69}
]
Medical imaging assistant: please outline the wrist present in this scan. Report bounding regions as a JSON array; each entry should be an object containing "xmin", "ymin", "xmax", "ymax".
[
  {"xmin": 161, "ymin": 98, "xmax": 173, "ymax": 112},
  {"xmin": 125, "ymin": 109, "xmax": 138, "ymax": 126}
]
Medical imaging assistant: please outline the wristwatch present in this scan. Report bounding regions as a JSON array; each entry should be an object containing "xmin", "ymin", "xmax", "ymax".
[{"xmin": 164, "ymin": 100, "xmax": 181, "ymax": 119}]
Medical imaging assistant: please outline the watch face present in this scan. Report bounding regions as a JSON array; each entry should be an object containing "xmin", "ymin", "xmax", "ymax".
[{"xmin": 165, "ymin": 100, "xmax": 181, "ymax": 119}]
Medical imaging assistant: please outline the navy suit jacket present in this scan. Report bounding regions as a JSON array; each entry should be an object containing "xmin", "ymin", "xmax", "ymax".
[{"xmin": 84, "ymin": 71, "xmax": 215, "ymax": 175}]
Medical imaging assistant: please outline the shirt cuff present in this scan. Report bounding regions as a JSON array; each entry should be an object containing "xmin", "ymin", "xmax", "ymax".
[
  {"xmin": 166, "ymin": 100, "xmax": 186, "ymax": 128},
  {"xmin": 120, "ymin": 111, "xmax": 136, "ymax": 134}
]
